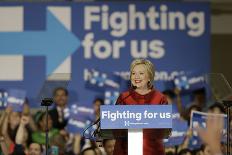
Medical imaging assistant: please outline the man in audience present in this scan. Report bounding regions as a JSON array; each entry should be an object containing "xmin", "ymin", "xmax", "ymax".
[
  {"xmin": 191, "ymin": 88, "xmax": 207, "ymax": 111},
  {"xmin": 49, "ymin": 87, "xmax": 69, "ymax": 130}
]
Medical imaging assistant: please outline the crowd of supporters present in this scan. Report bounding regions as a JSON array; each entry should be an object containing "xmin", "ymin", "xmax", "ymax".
[{"xmin": 0, "ymin": 87, "xmax": 227, "ymax": 155}]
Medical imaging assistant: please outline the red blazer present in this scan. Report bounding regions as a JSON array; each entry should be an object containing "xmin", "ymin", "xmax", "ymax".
[{"xmin": 113, "ymin": 88, "xmax": 168, "ymax": 155}]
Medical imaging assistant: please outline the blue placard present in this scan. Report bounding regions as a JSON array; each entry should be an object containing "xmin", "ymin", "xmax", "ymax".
[
  {"xmin": 164, "ymin": 104, "xmax": 188, "ymax": 146},
  {"xmin": 0, "ymin": 89, "xmax": 8, "ymax": 109},
  {"xmin": 104, "ymin": 88, "xmax": 120, "ymax": 105},
  {"xmin": 100, "ymin": 105, "xmax": 172, "ymax": 129},
  {"xmin": 189, "ymin": 111, "xmax": 227, "ymax": 149},
  {"xmin": 164, "ymin": 118, "xmax": 188, "ymax": 147},
  {"xmin": 85, "ymin": 68, "xmax": 121, "ymax": 92},
  {"xmin": 64, "ymin": 104, "xmax": 95, "ymax": 134},
  {"xmin": 7, "ymin": 89, "xmax": 26, "ymax": 112},
  {"xmin": 173, "ymin": 72, "xmax": 206, "ymax": 92}
]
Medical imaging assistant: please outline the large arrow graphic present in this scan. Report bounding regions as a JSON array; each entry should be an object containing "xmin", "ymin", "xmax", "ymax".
[{"xmin": 0, "ymin": 9, "xmax": 80, "ymax": 76}]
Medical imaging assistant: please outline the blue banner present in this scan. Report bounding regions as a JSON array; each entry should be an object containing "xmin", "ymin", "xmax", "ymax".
[
  {"xmin": 0, "ymin": 2, "xmax": 210, "ymax": 107},
  {"xmin": 100, "ymin": 105, "xmax": 172, "ymax": 129}
]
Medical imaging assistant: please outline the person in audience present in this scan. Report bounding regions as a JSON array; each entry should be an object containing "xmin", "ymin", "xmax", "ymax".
[
  {"xmin": 11, "ymin": 114, "xmax": 40, "ymax": 155},
  {"xmin": 102, "ymin": 139, "xmax": 116, "ymax": 155},
  {"xmin": 23, "ymin": 100, "xmax": 38, "ymax": 132},
  {"xmin": 0, "ymin": 134, "xmax": 9, "ymax": 155},
  {"xmin": 208, "ymin": 102, "xmax": 225, "ymax": 114},
  {"xmin": 81, "ymin": 147, "xmax": 102, "ymax": 155},
  {"xmin": 163, "ymin": 88, "xmax": 183, "ymax": 118},
  {"xmin": 184, "ymin": 104, "xmax": 202, "ymax": 126},
  {"xmin": 81, "ymin": 148, "xmax": 96, "ymax": 155},
  {"xmin": 49, "ymin": 87, "xmax": 69, "ymax": 130},
  {"xmin": 93, "ymin": 98, "xmax": 104, "ymax": 121},
  {"xmin": 50, "ymin": 134, "xmax": 66, "ymax": 155},
  {"xmin": 177, "ymin": 128, "xmax": 192, "ymax": 154},
  {"xmin": 197, "ymin": 145, "xmax": 211, "ymax": 155},
  {"xmin": 16, "ymin": 115, "xmax": 32, "ymax": 149},
  {"xmin": 191, "ymin": 88, "xmax": 207, "ymax": 111},
  {"xmin": 165, "ymin": 147, "xmax": 175, "ymax": 155},
  {"xmin": 11, "ymin": 142, "xmax": 43, "ymax": 155},
  {"xmin": 178, "ymin": 148, "xmax": 192, "ymax": 155},
  {"xmin": 28, "ymin": 143, "xmax": 43, "ymax": 155},
  {"xmin": 1, "ymin": 106, "xmax": 21, "ymax": 154},
  {"xmin": 32, "ymin": 111, "xmax": 59, "ymax": 145},
  {"xmin": 81, "ymin": 98, "xmax": 105, "ymax": 155}
]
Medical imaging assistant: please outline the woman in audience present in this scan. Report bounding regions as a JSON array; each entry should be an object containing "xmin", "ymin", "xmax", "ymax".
[
  {"xmin": 1, "ymin": 106, "xmax": 21, "ymax": 154},
  {"xmin": 32, "ymin": 111, "xmax": 59, "ymax": 145}
]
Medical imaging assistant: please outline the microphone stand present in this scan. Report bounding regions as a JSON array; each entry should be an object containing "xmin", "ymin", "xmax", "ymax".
[{"xmin": 41, "ymin": 98, "xmax": 53, "ymax": 155}]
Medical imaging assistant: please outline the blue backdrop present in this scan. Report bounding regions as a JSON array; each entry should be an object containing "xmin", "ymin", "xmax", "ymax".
[{"xmin": 0, "ymin": 2, "xmax": 210, "ymax": 107}]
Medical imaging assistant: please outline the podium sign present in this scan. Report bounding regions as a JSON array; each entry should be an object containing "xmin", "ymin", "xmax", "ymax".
[{"xmin": 100, "ymin": 105, "xmax": 172, "ymax": 129}]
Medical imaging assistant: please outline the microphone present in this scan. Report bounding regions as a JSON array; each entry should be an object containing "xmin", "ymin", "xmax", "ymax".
[{"xmin": 83, "ymin": 85, "xmax": 137, "ymax": 139}]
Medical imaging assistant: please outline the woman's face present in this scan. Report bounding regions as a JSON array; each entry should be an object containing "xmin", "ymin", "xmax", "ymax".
[
  {"xmin": 131, "ymin": 64, "xmax": 149, "ymax": 90},
  {"xmin": 39, "ymin": 114, "xmax": 52, "ymax": 131}
]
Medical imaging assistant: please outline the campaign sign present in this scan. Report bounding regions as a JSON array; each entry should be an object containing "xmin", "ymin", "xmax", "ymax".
[
  {"xmin": 0, "ymin": 89, "xmax": 8, "ymax": 109},
  {"xmin": 0, "ymin": 2, "xmax": 210, "ymax": 107},
  {"xmin": 104, "ymin": 88, "xmax": 120, "ymax": 105},
  {"xmin": 85, "ymin": 68, "xmax": 121, "ymax": 92},
  {"xmin": 7, "ymin": 89, "xmax": 26, "ymax": 112},
  {"xmin": 189, "ymin": 111, "xmax": 227, "ymax": 149},
  {"xmin": 164, "ymin": 104, "xmax": 188, "ymax": 146},
  {"xmin": 100, "ymin": 105, "xmax": 172, "ymax": 129},
  {"xmin": 173, "ymin": 73, "xmax": 205, "ymax": 92},
  {"xmin": 64, "ymin": 104, "xmax": 95, "ymax": 134},
  {"xmin": 164, "ymin": 118, "xmax": 188, "ymax": 147}
]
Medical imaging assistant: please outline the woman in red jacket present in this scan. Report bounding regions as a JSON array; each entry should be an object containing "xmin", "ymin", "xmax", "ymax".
[{"xmin": 113, "ymin": 59, "xmax": 168, "ymax": 155}]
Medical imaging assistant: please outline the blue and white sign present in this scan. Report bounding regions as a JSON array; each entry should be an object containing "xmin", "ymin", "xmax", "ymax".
[
  {"xmin": 64, "ymin": 104, "xmax": 95, "ymax": 133},
  {"xmin": 0, "ymin": 89, "xmax": 8, "ymax": 108},
  {"xmin": 189, "ymin": 111, "xmax": 227, "ymax": 149},
  {"xmin": 85, "ymin": 68, "xmax": 121, "ymax": 92},
  {"xmin": 0, "ymin": 2, "xmax": 210, "ymax": 107},
  {"xmin": 104, "ymin": 88, "xmax": 120, "ymax": 105},
  {"xmin": 7, "ymin": 89, "xmax": 26, "ymax": 112},
  {"xmin": 164, "ymin": 118, "xmax": 188, "ymax": 147},
  {"xmin": 100, "ymin": 105, "xmax": 172, "ymax": 129},
  {"xmin": 164, "ymin": 104, "xmax": 188, "ymax": 146},
  {"xmin": 174, "ymin": 72, "xmax": 206, "ymax": 92}
]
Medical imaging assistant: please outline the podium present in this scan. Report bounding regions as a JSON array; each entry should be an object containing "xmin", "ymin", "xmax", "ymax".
[{"xmin": 99, "ymin": 105, "xmax": 172, "ymax": 155}]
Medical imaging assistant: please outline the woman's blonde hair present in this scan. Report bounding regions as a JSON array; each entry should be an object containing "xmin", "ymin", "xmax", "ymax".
[{"xmin": 130, "ymin": 59, "xmax": 155, "ymax": 88}]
